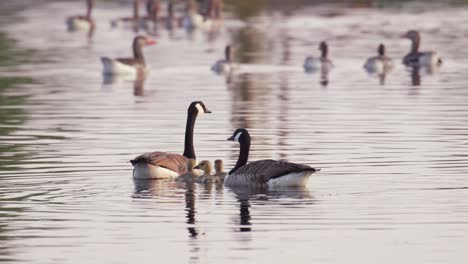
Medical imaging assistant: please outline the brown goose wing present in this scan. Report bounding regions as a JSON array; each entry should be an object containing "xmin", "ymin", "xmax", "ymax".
[
  {"xmin": 232, "ymin": 159, "xmax": 317, "ymax": 183},
  {"xmin": 114, "ymin": 58, "xmax": 141, "ymax": 66},
  {"xmin": 131, "ymin": 152, "xmax": 188, "ymax": 174}
]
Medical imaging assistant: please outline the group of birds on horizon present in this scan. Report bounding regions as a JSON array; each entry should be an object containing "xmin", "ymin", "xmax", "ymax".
[{"xmin": 65, "ymin": 0, "xmax": 444, "ymax": 188}]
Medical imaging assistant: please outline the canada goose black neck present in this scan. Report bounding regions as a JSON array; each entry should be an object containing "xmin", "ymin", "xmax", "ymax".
[
  {"xmin": 229, "ymin": 129, "xmax": 251, "ymax": 175},
  {"xmin": 320, "ymin": 42, "xmax": 328, "ymax": 59},
  {"xmin": 183, "ymin": 101, "xmax": 210, "ymax": 159},
  {"xmin": 378, "ymin": 44, "xmax": 385, "ymax": 56},
  {"xmin": 133, "ymin": 37, "xmax": 145, "ymax": 62},
  {"xmin": 225, "ymin": 46, "xmax": 231, "ymax": 62}
]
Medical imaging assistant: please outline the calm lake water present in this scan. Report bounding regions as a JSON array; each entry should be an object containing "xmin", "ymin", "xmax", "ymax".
[{"xmin": 1, "ymin": 1, "xmax": 468, "ymax": 263}]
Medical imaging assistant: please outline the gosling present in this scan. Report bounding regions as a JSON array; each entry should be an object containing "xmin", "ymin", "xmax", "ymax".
[
  {"xmin": 194, "ymin": 160, "xmax": 221, "ymax": 184},
  {"xmin": 213, "ymin": 159, "xmax": 227, "ymax": 181},
  {"xmin": 175, "ymin": 159, "xmax": 200, "ymax": 183}
]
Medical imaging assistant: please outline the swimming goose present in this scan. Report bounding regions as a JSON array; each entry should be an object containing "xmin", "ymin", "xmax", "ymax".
[
  {"xmin": 66, "ymin": 0, "xmax": 95, "ymax": 31},
  {"xmin": 402, "ymin": 30, "xmax": 442, "ymax": 67},
  {"xmin": 224, "ymin": 128, "xmax": 319, "ymax": 187},
  {"xmin": 194, "ymin": 160, "xmax": 220, "ymax": 183},
  {"xmin": 182, "ymin": 0, "xmax": 214, "ymax": 31},
  {"xmin": 303, "ymin": 41, "xmax": 333, "ymax": 73},
  {"xmin": 131, "ymin": 101, "xmax": 211, "ymax": 179},
  {"xmin": 101, "ymin": 35, "xmax": 156, "ymax": 76},
  {"xmin": 364, "ymin": 44, "xmax": 393, "ymax": 74},
  {"xmin": 211, "ymin": 45, "xmax": 232, "ymax": 74},
  {"xmin": 146, "ymin": 0, "xmax": 161, "ymax": 23},
  {"xmin": 214, "ymin": 159, "xmax": 227, "ymax": 181},
  {"xmin": 175, "ymin": 159, "xmax": 200, "ymax": 183}
]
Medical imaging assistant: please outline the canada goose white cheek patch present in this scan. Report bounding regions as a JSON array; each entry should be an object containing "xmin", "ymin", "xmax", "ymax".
[
  {"xmin": 234, "ymin": 132, "xmax": 243, "ymax": 142},
  {"xmin": 195, "ymin": 103, "xmax": 204, "ymax": 116}
]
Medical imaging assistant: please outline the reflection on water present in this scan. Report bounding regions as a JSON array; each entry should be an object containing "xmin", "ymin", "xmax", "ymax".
[{"xmin": 2, "ymin": 0, "xmax": 468, "ymax": 263}]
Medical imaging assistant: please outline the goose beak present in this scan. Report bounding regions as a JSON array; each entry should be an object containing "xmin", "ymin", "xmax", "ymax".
[
  {"xmin": 194, "ymin": 165, "xmax": 200, "ymax": 169},
  {"xmin": 400, "ymin": 33, "xmax": 408, "ymax": 38},
  {"xmin": 205, "ymin": 109, "xmax": 212, "ymax": 114},
  {"xmin": 227, "ymin": 136, "xmax": 234, "ymax": 141},
  {"xmin": 146, "ymin": 38, "xmax": 157, "ymax": 45}
]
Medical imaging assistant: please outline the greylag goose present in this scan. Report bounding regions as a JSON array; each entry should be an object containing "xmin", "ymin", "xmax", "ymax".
[
  {"xmin": 224, "ymin": 128, "xmax": 318, "ymax": 187},
  {"xmin": 131, "ymin": 101, "xmax": 211, "ymax": 179},
  {"xmin": 101, "ymin": 35, "xmax": 156, "ymax": 76},
  {"xmin": 402, "ymin": 30, "xmax": 442, "ymax": 67}
]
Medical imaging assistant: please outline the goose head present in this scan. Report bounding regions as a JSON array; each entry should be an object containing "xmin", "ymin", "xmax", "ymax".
[
  {"xmin": 133, "ymin": 35, "xmax": 156, "ymax": 60},
  {"xmin": 227, "ymin": 128, "xmax": 250, "ymax": 143},
  {"xmin": 188, "ymin": 101, "xmax": 211, "ymax": 117},
  {"xmin": 319, "ymin": 41, "xmax": 328, "ymax": 58},
  {"xmin": 134, "ymin": 35, "xmax": 157, "ymax": 47},
  {"xmin": 401, "ymin": 30, "xmax": 420, "ymax": 42},
  {"xmin": 378, "ymin": 43, "xmax": 385, "ymax": 56},
  {"xmin": 214, "ymin": 159, "xmax": 224, "ymax": 173},
  {"xmin": 194, "ymin": 160, "xmax": 212, "ymax": 174},
  {"xmin": 402, "ymin": 30, "xmax": 421, "ymax": 51}
]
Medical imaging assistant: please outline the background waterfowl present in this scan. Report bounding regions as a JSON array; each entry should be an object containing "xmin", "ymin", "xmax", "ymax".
[
  {"xmin": 131, "ymin": 101, "xmax": 211, "ymax": 180},
  {"xmin": 175, "ymin": 159, "xmax": 200, "ymax": 183},
  {"xmin": 402, "ymin": 30, "xmax": 442, "ymax": 67},
  {"xmin": 303, "ymin": 41, "xmax": 333, "ymax": 73},
  {"xmin": 66, "ymin": 0, "xmax": 95, "ymax": 32},
  {"xmin": 146, "ymin": 0, "xmax": 161, "ymax": 23},
  {"xmin": 211, "ymin": 45, "xmax": 232, "ymax": 74},
  {"xmin": 224, "ymin": 128, "xmax": 319, "ymax": 187},
  {"xmin": 183, "ymin": 0, "xmax": 216, "ymax": 31},
  {"xmin": 101, "ymin": 35, "xmax": 156, "ymax": 76},
  {"xmin": 364, "ymin": 44, "xmax": 393, "ymax": 74}
]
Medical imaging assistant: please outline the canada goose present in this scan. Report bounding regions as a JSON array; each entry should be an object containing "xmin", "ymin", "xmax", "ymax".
[
  {"xmin": 224, "ymin": 128, "xmax": 319, "ymax": 187},
  {"xmin": 175, "ymin": 159, "xmax": 200, "ymax": 183},
  {"xmin": 211, "ymin": 45, "xmax": 232, "ymax": 74},
  {"xmin": 131, "ymin": 101, "xmax": 211, "ymax": 179},
  {"xmin": 303, "ymin": 41, "xmax": 333, "ymax": 73},
  {"xmin": 101, "ymin": 35, "xmax": 156, "ymax": 76},
  {"xmin": 66, "ymin": 0, "xmax": 95, "ymax": 31},
  {"xmin": 402, "ymin": 30, "xmax": 442, "ymax": 67},
  {"xmin": 364, "ymin": 44, "xmax": 393, "ymax": 74},
  {"xmin": 194, "ymin": 160, "xmax": 220, "ymax": 183},
  {"xmin": 214, "ymin": 159, "xmax": 227, "ymax": 180}
]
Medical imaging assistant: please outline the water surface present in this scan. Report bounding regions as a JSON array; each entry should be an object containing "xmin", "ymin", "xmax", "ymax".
[{"xmin": 1, "ymin": 1, "xmax": 468, "ymax": 263}]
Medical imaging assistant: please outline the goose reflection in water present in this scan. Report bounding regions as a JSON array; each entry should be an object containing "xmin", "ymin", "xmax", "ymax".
[
  {"xmin": 101, "ymin": 73, "xmax": 147, "ymax": 96},
  {"xmin": 228, "ymin": 186, "xmax": 312, "ymax": 232},
  {"xmin": 133, "ymin": 180, "xmax": 200, "ymax": 237},
  {"xmin": 407, "ymin": 64, "xmax": 441, "ymax": 87}
]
